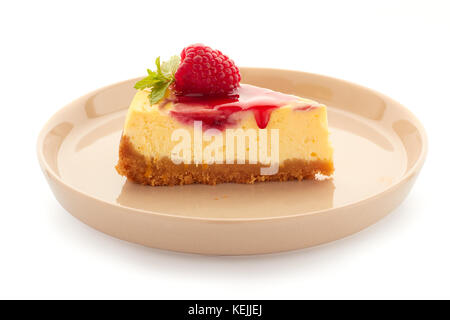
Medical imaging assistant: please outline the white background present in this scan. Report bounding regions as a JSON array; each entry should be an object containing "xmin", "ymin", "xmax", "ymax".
[{"xmin": 1, "ymin": 0, "xmax": 449, "ymax": 299}]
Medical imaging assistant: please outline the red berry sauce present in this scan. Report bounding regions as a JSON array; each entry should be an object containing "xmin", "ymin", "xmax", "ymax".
[{"xmin": 169, "ymin": 84, "xmax": 314, "ymax": 130}]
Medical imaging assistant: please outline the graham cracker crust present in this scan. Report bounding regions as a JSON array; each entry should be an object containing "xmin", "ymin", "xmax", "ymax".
[{"xmin": 116, "ymin": 135, "xmax": 334, "ymax": 186}]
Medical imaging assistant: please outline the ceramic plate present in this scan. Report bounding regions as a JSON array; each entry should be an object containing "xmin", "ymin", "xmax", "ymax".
[{"xmin": 37, "ymin": 68, "xmax": 427, "ymax": 255}]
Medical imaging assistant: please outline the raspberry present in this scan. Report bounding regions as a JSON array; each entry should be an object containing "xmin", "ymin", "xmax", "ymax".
[{"xmin": 174, "ymin": 44, "xmax": 241, "ymax": 96}]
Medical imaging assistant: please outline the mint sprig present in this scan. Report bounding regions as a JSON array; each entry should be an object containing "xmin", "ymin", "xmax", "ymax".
[{"xmin": 134, "ymin": 55, "xmax": 180, "ymax": 105}]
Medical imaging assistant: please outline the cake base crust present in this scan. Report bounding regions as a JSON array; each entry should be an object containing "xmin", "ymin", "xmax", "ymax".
[{"xmin": 116, "ymin": 135, "xmax": 334, "ymax": 186}]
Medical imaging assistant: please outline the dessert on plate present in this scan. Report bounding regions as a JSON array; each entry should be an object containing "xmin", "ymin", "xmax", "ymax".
[{"xmin": 116, "ymin": 44, "xmax": 334, "ymax": 186}]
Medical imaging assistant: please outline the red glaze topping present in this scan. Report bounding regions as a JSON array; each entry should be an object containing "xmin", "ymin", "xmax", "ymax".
[{"xmin": 169, "ymin": 84, "xmax": 312, "ymax": 130}]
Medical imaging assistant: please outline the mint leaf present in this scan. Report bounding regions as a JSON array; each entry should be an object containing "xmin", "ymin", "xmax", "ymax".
[
  {"xmin": 134, "ymin": 69, "xmax": 159, "ymax": 90},
  {"xmin": 161, "ymin": 55, "xmax": 180, "ymax": 78},
  {"xmin": 134, "ymin": 56, "xmax": 180, "ymax": 105},
  {"xmin": 155, "ymin": 57, "xmax": 163, "ymax": 76},
  {"xmin": 150, "ymin": 81, "xmax": 171, "ymax": 104}
]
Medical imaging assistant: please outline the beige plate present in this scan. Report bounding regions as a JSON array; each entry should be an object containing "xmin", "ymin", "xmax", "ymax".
[{"xmin": 37, "ymin": 68, "xmax": 427, "ymax": 255}]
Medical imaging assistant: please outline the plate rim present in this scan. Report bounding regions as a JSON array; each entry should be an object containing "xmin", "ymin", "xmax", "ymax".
[{"xmin": 37, "ymin": 67, "xmax": 428, "ymax": 222}]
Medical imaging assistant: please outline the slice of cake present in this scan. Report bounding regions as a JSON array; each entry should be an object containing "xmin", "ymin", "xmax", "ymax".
[{"xmin": 116, "ymin": 44, "xmax": 333, "ymax": 186}]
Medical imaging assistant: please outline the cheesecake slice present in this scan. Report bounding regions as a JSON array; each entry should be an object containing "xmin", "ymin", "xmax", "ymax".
[{"xmin": 116, "ymin": 44, "xmax": 333, "ymax": 186}]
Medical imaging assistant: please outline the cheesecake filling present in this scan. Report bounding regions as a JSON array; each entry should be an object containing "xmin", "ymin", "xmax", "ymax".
[{"xmin": 123, "ymin": 85, "xmax": 332, "ymax": 166}]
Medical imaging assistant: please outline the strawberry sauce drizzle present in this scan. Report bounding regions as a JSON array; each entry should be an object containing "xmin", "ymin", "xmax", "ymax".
[{"xmin": 169, "ymin": 84, "xmax": 306, "ymax": 130}]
